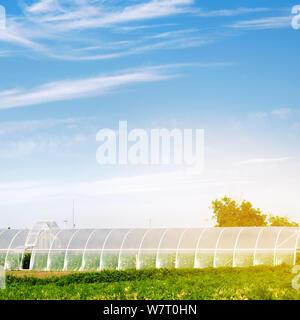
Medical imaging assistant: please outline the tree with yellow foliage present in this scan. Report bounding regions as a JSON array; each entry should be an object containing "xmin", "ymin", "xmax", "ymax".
[{"xmin": 211, "ymin": 196, "xmax": 299, "ymax": 227}]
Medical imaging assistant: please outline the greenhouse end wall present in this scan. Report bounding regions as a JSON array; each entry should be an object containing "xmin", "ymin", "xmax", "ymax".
[{"xmin": 0, "ymin": 227, "xmax": 300, "ymax": 271}]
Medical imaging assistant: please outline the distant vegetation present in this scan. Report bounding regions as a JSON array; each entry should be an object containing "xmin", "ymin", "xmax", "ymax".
[
  {"xmin": 1, "ymin": 266, "xmax": 300, "ymax": 300},
  {"xmin": 211, "ymin": 196, "xmax": 299, "ymax": 227}
]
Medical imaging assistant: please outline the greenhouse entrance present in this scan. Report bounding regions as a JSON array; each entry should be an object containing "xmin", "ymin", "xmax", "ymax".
[{"xmin": 1, "ymin": 223, "xmax": 300, "ymax": 271}]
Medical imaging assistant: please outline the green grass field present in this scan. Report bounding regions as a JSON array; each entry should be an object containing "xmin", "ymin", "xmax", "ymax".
[{"xmin": 1, "ymin": 265, "xmax": 300, "ymax": 300}]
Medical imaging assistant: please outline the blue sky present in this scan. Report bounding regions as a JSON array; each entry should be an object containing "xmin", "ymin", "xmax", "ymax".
[{"xmin": 0, "ymin": 0, "xmax": 300, "ymax": 229}]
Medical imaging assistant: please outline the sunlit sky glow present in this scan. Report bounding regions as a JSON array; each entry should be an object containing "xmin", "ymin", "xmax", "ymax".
[{"xmin": 0, "ymin": 0, "xmax": 299, "ymax": 229}]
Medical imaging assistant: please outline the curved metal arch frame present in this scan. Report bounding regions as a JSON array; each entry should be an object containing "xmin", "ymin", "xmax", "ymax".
[
  {"xmin": 253, "ymin": 228, "xmax": 264, "ymax": 266},
  {"xmin": 194, "ymin": 228, "xmax": 207, "ymax": 268},
  {"xmin": 29, "ymin": 228, "xmax": 60, "ymax": 271},
  {"xmin": 80, "ymin": 229, "xmax": 97, "ymax": 271},
  {"xmin": 213, "ymin": 228, "xmax": 225, "ymax": 268},
  {"xmin": 155, "ymin": 228, "xmax": 169, "ymax": 268},
  {"xmin": 19, "ymin": 230, "xmax": 31, "ymax": 270},
  {"xmin": 232, "ymin": 227, "xmax": 245, "ymax": 267},
  {"xmin": 4, "ymin": 230, "xmax": 23, "ymax": 271},
  {"xmin": 46, "ymin": 229, "xmax": 65, "ymax": 271},
  {"xmin": 117, "ymin": 229, "xmax": 134, "ymax": 270},
  {"xmin": 175, "ymin": 229, "xmax": 188, "ymax": 268},
  {"xmin": 63, "ymin": 229, "xmax": 82, "ymax": 271},
  {"xmin": 27, "ymin": 229, "xmax": 47, "ymax": 271},
  {"xmin": 136, "ymin": 229, "xmax": 152, "ymax": 270},
  {"xmin": 28, "ymin": 231, "xmax": 42, "ymax": 271},
  {"xmin": 99, "ymin": 229, "xmax": 114, "ymax": 270},
  {"xmin": 273, "ymin": 227, "xmax": 285, "ymax": 266}
]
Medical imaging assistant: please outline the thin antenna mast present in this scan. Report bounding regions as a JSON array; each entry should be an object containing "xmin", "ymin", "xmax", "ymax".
[{"xmin": 72, "ymin": 200, "xmax": 75, "ymax": 229}]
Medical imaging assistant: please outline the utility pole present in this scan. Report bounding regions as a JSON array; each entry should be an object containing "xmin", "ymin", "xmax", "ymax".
[{"xmin": 72, "ymin": 200, "xmax": 75, "ymax": 229}]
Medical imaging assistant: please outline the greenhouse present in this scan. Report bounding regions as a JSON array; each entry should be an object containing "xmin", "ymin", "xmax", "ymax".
[{"xmin": 0, "ymin": 222, "xmax": 300, "ymax": 271}]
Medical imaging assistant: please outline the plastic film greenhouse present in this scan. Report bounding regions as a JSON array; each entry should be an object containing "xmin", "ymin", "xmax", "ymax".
[{"xmin": 1, "ymin": 222, "xmax": 300, "ymax": 271}]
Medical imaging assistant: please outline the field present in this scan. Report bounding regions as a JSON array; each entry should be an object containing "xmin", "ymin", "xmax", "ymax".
[{"xmin": 0, "ymin": 265, "xmax": 299, "ymax": 300}]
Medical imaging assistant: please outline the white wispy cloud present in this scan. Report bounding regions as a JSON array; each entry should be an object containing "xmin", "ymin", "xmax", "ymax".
[
  {"xmin": 250, "ymin": 108, "xmax": 292, "ymax": 119},
  {"xmin": 26, "ymin": 0, "xmax": 58, "ymax": 14},
  {"xmin": 0, "ymin": 0, "xmax": 195, "ymax": 59},
  {"xmin": 49, "ymin": 51, "xmax": 127, "ymax": 61},
  {"xmin": 250, "ymin": 111, "xmax": 269, "ymax": 119},
  {"xmin": 49, "ymin": 33, "xmax": 211, "ymax": 61},
  {"xmin": 0, "ymin": 63, "xmax": 233, "ymax": 109},
  {"xmin": 0, "ymin": 118, "xmax": 83, "ymax": 136},
  {"xmin": 271, "ymin": 108, "xmax": 291, "ymax": 118},
  {"xmin": 25, "ymin": 0, "xmax": 193, "ymax": 31},
  {"xmin": 0, "ymin": 89, "xmax": 21, "ymax": 97},
  {"xmin": 148, "ymin": 28, "xmax": 197, "ymax": 39},
  {"xmin": 0, "ymin": 1, "xmax": 279, "ymax": 61},
  {"xmin": 238, "ymin": 157, "xmax": 294, "ymax": 166},
  {"xmin": 124, "ymin": 36, "xmax": 211, "ymax": 54},
  {"xmin": 0, "ymin": 66, "xmax": 173, "ymax": 110},
  {"xmin": 0, "ymin": 50, "xmax": 10, "ymax": 56},
  {"xmin": 231, "ymin": 16, "xmax": 291, "ymax": 29},
  {"xmin": 119, "ymin": 23, "xmax": 179, "ymax": 32},
  {"xmin": 197, "ymin": 7, "xmax": 270, "ymax": 17},
  {"xmin": 0, "ymin": 172, "xmax": 247, "ymax": 205},
  {"xmin": 0, "ymin": 25, "xmax": 43, "ymax": 51},
  {"xmin": 0, "ymin": 140, "xmax": 39, "ymax": 159},
  {"xmin": 0, "ymin": 133, "xmax": 90, "ymax": 159}
]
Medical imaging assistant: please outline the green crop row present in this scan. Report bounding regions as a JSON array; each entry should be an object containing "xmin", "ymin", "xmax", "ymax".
[{"xmin": 1, "ymin": 265, "xmax": 300, "ymax": 300}]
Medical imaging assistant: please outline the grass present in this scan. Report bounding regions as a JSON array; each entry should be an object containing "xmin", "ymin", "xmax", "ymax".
[{"xmin": 1, "ymin": 265, "xmax": 300, "ymax": 300}]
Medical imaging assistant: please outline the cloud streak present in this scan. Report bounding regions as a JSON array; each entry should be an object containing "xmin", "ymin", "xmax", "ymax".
[
  {"xmin": 26, "ymin": 0, "xmax": 58, "ymax": 14},
  {"xmin": 250, "ymin": 108, "xmax": 292, "ymax": 119},
  {"xmin": 231, "ymin": 16, "xmax": 291, "ymax": 29},
  {"xmin": 238, "ymin": 157, "xmax": 294, "ymax": 166},
  {"xmin": 0, "ymin": 172, "xmax": 248, "ymax": 205},
  {"xmin": 0, "ymin": 26, "xmax": 43, "ymax": 51},
  {"xmin": 197, "ymin": 7, "xmax": 270, "ymax": 17},
  {"xmin": 0, "ymin": 118, "xmax": 83, "ymax": 136},
  {"xmin": 0, "ymin": 63, "xmax": 233, "ymax": 109},
  {"xmin": 26, "ymin": 0, "xmax": 193, "ymax": 32},
  {"xmin": 0, "ymin": 0, "xmax": 195, "ymax": 60},
  {"xmin": 0, "ymin": 66, "xmax": 173, "ymax": 110},
  {"xmin": 0, "ymin": 1, "xmax": 280, "ymax": 61}
]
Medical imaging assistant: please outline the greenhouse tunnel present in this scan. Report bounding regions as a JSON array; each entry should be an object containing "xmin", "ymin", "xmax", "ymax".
[{"xmin": 1, "ymin": 223, "xmax": 300, "ymax": 271}]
